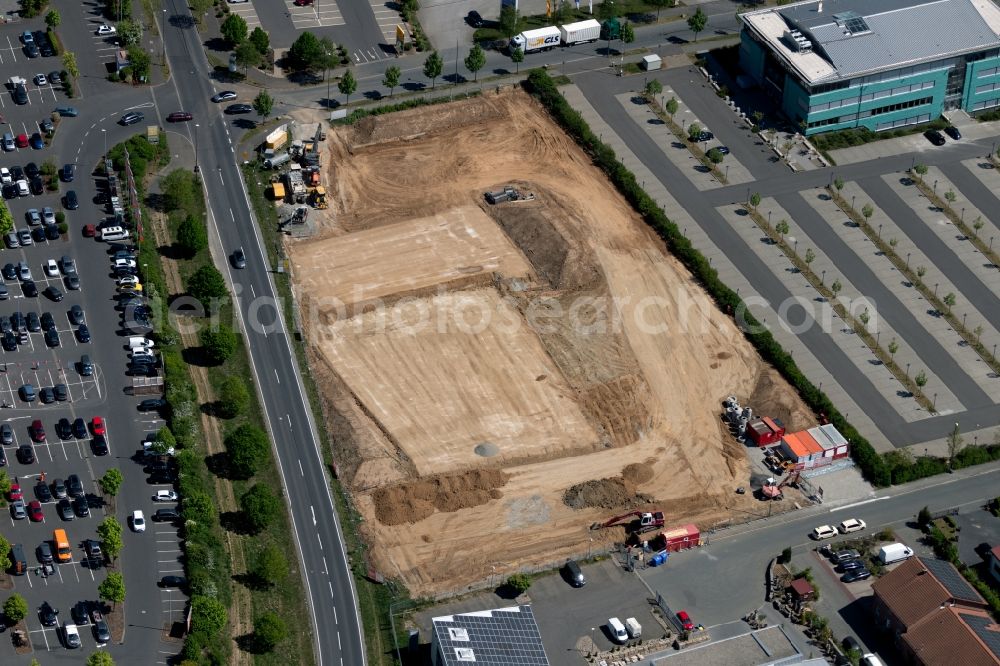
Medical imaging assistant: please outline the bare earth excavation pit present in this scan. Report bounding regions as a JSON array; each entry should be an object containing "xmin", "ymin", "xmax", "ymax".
[{"xmin": 287, "ymin": 89, "xmax": 815, "ymax": 597}]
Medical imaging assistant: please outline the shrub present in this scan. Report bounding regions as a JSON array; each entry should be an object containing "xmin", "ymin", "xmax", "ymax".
[
  {"xmin": 224, "ymin": 425, "xmax": 270, "ymax": 479},
  {"xmin": 505, "ymin": 573, "xmax": 531, "ymax": 594},
  {"xmin": 779, "ymin": 547, "xmax": 792, "ymax": 564}
]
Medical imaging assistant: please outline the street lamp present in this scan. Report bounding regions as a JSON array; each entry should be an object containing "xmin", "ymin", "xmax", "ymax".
[
  {"xmin": 101, "ymin": 128, "xmax": 107, "ymax": 160},
  {"xmin": 194, "ymin": 124, "xmax": 200, "ymax": 173}
]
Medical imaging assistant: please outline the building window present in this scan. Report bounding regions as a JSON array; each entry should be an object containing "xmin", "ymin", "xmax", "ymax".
[
  {"xmin": 869, "ymin": 96, "xmax": 933, "ymax": 117},
  {"xmin": 875, "ymin": 113, "xmax": 931, "ymax": 131},
  {"xmin": 973, "ymin": 98, "xmax": 1000, "ymax": 110},
  {"xmin": 976, "ymin": 82, "xmax": 1000, "ymax": 94},
  {"xmin": 978, "ymin": 66, "xmax": 1000, "ymax": 78},
  {"xmin": 812, "ymin": 80, "xmax": 851, "ymax": 95}
]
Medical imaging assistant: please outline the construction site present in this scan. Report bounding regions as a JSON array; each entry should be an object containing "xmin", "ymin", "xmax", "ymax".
[{"xmin": 285, "ymin": 89, "xmax": 817, "ymax": 597}]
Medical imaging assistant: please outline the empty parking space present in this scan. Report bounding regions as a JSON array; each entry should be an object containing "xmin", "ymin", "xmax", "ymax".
[
  {"xmin": 287, "ymin": 0, "xmax": 345, "ymax": 29},
  {"xmin": 229, "ymin": 0, "xmax": 263, "ymax": 29}
]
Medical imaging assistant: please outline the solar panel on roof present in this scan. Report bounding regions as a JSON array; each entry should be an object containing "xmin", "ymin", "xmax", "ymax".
[
  {"xmin": 962, "ymin": 613, "xmax": 1000, "ymax": 660},
  {"xmin": 844, "ymin": 16, "xmax": 870, "ymax": 34},
  {"xmin": 920, "ymin": 558, "xmax": 980, "ymax": 602}
]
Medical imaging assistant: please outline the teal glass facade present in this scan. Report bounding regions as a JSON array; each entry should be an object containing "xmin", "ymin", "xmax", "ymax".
[{"xmin": 739, "ymin": 28, "xmax": 1000, "ymax": 134}]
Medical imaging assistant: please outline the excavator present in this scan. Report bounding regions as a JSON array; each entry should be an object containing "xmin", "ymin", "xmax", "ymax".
[
  {"xmin": 590, "ymin": 510, "xmax": 665, "ymax": 534},
  {"xmin": 760, "ymin": 471, "xmax": 801, "ymax": 500}
]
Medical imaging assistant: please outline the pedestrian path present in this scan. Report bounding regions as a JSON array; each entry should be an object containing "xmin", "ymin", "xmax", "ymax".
[{"xmin": 560, "ymin": 83, "xmax": 892, "ymax": 451}]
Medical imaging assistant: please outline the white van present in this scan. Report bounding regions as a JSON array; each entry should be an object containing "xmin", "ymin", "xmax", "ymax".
[
  {"xmin": 100, "ymin": 226, "xmax": 130, "ymax": 242},
  {"xmin": 128, "ymin": 337, "xmax": 154, "ymax": 349},
  {"xmin": 607, "ymin": 617, "xmax": 628, "ymax": 643},
  {"xmin": 624, "ymin": 617, "xmax": 641, "ymax": 639},
  {"xmin": 861, "ymin": 654, "xmax": 885, "ymax": 666}
]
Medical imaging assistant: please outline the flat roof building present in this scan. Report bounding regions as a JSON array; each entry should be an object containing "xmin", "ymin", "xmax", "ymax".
[{"xmin": 738, "ymin": 0, "xmax": 1000, "ymax": 133}]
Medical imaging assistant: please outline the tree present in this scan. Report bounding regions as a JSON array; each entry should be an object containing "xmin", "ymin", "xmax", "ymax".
[
  {"xmin": 62, "ymin": 51, "xmax": 80, "ymax": 79},
  {"xmin": 859, "ymin": 309, "xmax": 870, "ymax": 328},
  {"xmin": 946, "ymin": 423, "xmax": 964, "ymax": 467},
  {"xmin": 241, "ymin": 484, "xmax": 281, "ymax": 533},
  {"xmin": 423, "ymin": 51, "xmax": 443, "ymax": 89},
  {"xmin": 382, "ymin": 65, "xmax": 401, "ymax": 98},
  {"xmin": 620, "ymin": 21, "xmax": 635, "ymax": 51},
  {"xmin": 118, "ymin": 19, "xmax": 143, "ymax": 47},
  {"xmin": 4, "ymin": 593, "xmax": 27, "ymax": 622},
  {"xmin": 687, "ymin": 122, "xmax": 702, "ymax": 141},
  {"xmin": 104, "ymin": 0, "xmax": 131, "ymax": 20},
  {"xmin": 200, "ymin": 325, "xmax": 239, "ymax": 365},
  {"xmin": 99, "ymin": 468, "xmax": 124, "ymax": 497},
  {"xmin": 183, "ymin": 490, "xmax": 216, "ymax": 525},
  {"xmin": 917, "ymin": 265, "xmax": 927, "ymax": 280},
  {"xmin": 161, "ymin": 170, "xmax": 196, "ymax": 212},
  {"xmin": 889, "ymin": 237, "xmax": 898, "ymax": 248},
  {"xmin": 804, "ymin": 248, "xmax": 816, "ymax": 265},
  {"xmin": 251, "ymin": 544, "xmax": 287, "ymax": 587},
  {"xmin": 505, "ymin": 573, "xmax": 531, "ymax": 594},
  {"xmin": 750, "ymin": 192, "xmax": 761, "ymax": 210},
  {"xmin": 974, "ymin": 324, "xmax": 984, "ymax": 342},
  {"xmin": 973, "ymin": 216, "xmax": 984, "ymax": 237},
  {"xmin": 833, "ymin": 176, "xmax": 844, "ymax": 191},
  {"xmin": 177, "ymin": 215, "xmax": 208, "ymax": 258},
  {"xmin": 888, "ymin": 338, "xmax": 899, "ymax": 358},
  {"xmin": 191, "ymin": 596, "xmax": 228, "ymax": 637},
  {"xmin": 235, "ymin": 41, "xmax": 263, "ymax": 76},
  {"xmin": 913, "ymin": 163, "xmax": 928, "ymax": 180},
  {"xmin": 914, "ymin": 370, "xmax": 928, "ymax": 388},
  {"xmin": 189, "ymin": 0, "xmax": 213, "ymax": 22},
  {"xmin": 126, "ymin": 47, "xmax": 151, "ymax": 82},
  {"xmin": 861, "ymin": 203, "xmax": 874, "ymax": 221},
  {"xmin": 554, "ymin": 0, "xmax": 573, "ymax": 23},
  {"xmin": 338, "ymin": 70, "xmax": 357, "ymax": 106},
  {"xmin": 944, "ymin": 190, "xmax": 956, "ymax": 204},
  {"xmin": 0, "ymin": 470, "xmax": 10, "ymax": 498},
  {"xmin": 706, "ymin": 147, "xmax": 724, "ymax": 164},
  {"xmin": 917, "ymin": 506, "xmax": 932, "ymax": 530},
  {"xmin": 499, "ymin": 5, "xmax": 519, "ymax": 38},
  {"xmin": 44, "ymin": 9, "xmax": 60, "ymax": 28},
  {"xmin": 687, "ymin": 7, "xmax": 707, "ymax": 41},
  {"xmin": 252, "ymin": 89, "xmax": 274, "ymax": 123},
  {"xmin": 942, "ymin": 292, "xmax": 956, "ymax": 311},
  {"xmin": 98, "ymin": 572, "xmax": 126, "ymax": 608},
  {"xmin": 218, "ymin": 375, "xmax": 251, "ymax": 418},
  {"xmin": 221, "ymin": 14, "xmax": 249, "ymax": 47},
  {"xmin": 649, "ymin": 0, "xmax": 674, "ymax": 20},
  {"xmin": 775, "ymin": 219, "xmax": 790, "ymax": 238},
  {"xmin": 317, "ymin": 37, "xmax": 339, "ymax": 83},
  {"xmin": 249, "ymin": 27, "xmax": 270, "ymax": 55},
  {"xmin": 644, "ymin": 79, "xmax": 663, "ymax": 100},
  {"xmin": 510, "ymin": 46, "xmax": 524, "ymax": 74},
  {"xmin": 598, "ymin": 0, "xmax": 618, "ymax": 20},
  {"xmin": 97, "ymin": 517, "xmax": 124, "ymax": 561},
  {"xmin": 155, "ymin": 426, "xmax": 177, "ymax": 452},
  {"xmin": 253, "ymin": 611, "xmax": 288, "ymax": 652},
  {"xmin": 464, "ymin": 44, "xmax": 486, "ymax": 82},
  {"xmin": 225, "ymin": 425, "xmax": 270, "ymax": 479},
  {"xmin": 830, "ymin": 279, "xmax": 842, "ymax": 298},
  {"xmin": 0, "ymin": 200, "xmax": 14, "ymax": 235},
  {"xmin": 288, "ymin": 31, "xmax": 323, "ymax": 71},
  {"xmin": 0, "ymin": 534, "xmax": 10, "ymax": 568},
  {"xmin": 665, "ymin": 96, "xmax": 678, "ymax": 120},
  {"xmin": 187, "ymin": 265, "xmax": 228, "ymax": 305},
  {"xmin": 779, "ymin": 546, "xmax": 792, "ymax": 564},
  {"xmin": 86, "ymin": 653, "xmax": 114, "ymax": 666}
]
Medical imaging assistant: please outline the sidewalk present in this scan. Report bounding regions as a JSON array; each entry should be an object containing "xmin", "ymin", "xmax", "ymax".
[{"xmin": 828, "ymin": 118, "xmax": 1000, "ymax": 165}]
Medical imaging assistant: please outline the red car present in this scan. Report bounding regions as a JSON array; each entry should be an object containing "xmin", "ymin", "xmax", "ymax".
[
  {"xmin": 677, "ymin": 610, "xmax": 695, "ymax": 631},
  {"xmin": 15, "ymin": 133, "xmax": 28, "ymax": 148},
  {"xmin": 167, "ymin": 111, "xmax": 192, "ymax": 122},
  {"xmin": 9, "ymin": 481, "xmax": 22, "ymax": 501},
  {"xmin": 83, "ymin": 224, "xmax": 96, "ymax": 237},
  {"xmin": 31, "ymin": 419, "xmax": 46, "ymax": 442},
  {"xmin": 91, "ymin": 416, "xmax": 105, "ymax": 436},
  {"xmin": 27, "ymin": 500, "xmax": 44, "ymax": 522},
  {"xmin": 293, "ymin": 0, "xmax": 314, "ymax": 5}
]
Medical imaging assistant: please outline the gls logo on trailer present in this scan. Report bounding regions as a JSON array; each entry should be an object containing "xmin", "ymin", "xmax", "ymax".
[{"xmin": 543, "ymin": 35, "xmax": 560, "ymax": 45}]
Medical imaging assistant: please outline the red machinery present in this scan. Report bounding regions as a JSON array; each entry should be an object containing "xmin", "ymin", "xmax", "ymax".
[
  {"xmin": 590, "ymin": 510, "xmax": 665, "ymax": 534},
  {"xmin": 761, "ymin": 471, "xmax": 801, "ymax": 500}
]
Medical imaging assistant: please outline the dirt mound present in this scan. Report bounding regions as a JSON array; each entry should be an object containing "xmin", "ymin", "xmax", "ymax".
[
  {"xmin": 562, "ymin": 476, "xmax": 654, "ymax": 510},
  {"xmin": 622, "ymin": 462, "xmax": 654, "ymax": 486},
  {"xmin": 372, "ymin": 468, "xmax": 510, "ymax": 525},
  {"xmin": 748, "ymin": 367, "xmax": 816, "ymax": 433}
]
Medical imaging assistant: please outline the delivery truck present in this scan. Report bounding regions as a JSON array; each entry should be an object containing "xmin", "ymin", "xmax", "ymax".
[
  {"xmin": 878, "ymin": 542, "xmax": 914, "ymax": 565},
  {"xmin": 510, "ymin": 26, "xmax": 561, "ymax": 54},
  {"xmin": 559, "ymin": 19, "xmax": 601, "ymax": 46}
]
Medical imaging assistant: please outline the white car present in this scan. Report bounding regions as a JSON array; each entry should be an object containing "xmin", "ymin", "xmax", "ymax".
[
  {"xmin": 117, "ymin": 275, "xmax": 140, "ymax": 287},
  {"xmin": 812, "ymin": 525, "xmax": 838, "ymax": 540},
  {"xmin": 62, "ymin": 622, "xmax": 81, "ymax": 648},
  {"xmin": 153, "ymin": 490, "xmax": 178, "ymax": 502},
  {"xmin": 113, "ymin": 258, "xmax": 137, "ymax": 269},
  {"xmin": 96, "ymin": 24, "xmax": 116, "ymax": 36},
  {"xmin": 16, "ymin": 179, "xmax": 29, "ymax": 197},
  {"xmin": 839, "ymin": 518, "xmax": 867, "ymax": 534},
  {"xmin": 145, "ymin": 440, "xmax": 175, "ymax": 457},
  {"xmin": 0, "ymin": 168, "xmax": 10, "ymax": 184},
  {"xmin": 42, "ymin": 207, "xmax": 55, "ymax": 224},
  {"xmin": 34, "ymin": 73, "xmax": 47, "ymax": 86},
  {"xmin": 45, "ymin": 259, "xmax": 59, "ymax": 277},
  {"xmin": 131, "ymin": 509, "xmax": 145, "ymax": 532}
]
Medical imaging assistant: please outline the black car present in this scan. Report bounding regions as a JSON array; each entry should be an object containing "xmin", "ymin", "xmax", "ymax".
[
  {"xmin": 129, "ymin": 364, "xmax": 157, "ymax": 377},
  {"xmin": 842, "ymin": 568, "xmax": 872, "ymax": 583},
  {"xmin": 35, "ymin": 481, "xmax": 52, "ymax": 502},
  {"xmin": 13, "ymin": 83, "xmax": 28, "ymax": 103},
  {"xmin": 11, "ymin": 312, "xmax": 25, "ymax": 330},
  {"xmin": 39, "ymin": 602, "xmax": 59, "ymax": 627},
  {"xmin": 62, "ymin": 164, "xmax": 75, "ymax": 182},
  {"xmin": 138, "ymin": 398, "xmax": 167, "ymax": 412},
  {"xmin": 40, "ymin": 312, "xmax": 53, "ymax": 329},
  {"xmin": 40, "ymin": 387, "xmax": 55, "ymax": 403},
  {"xmin": 838, "ymin": 559, "xmax": 866, "ymax": 572},
  {"xmin": 2, "ymin": 184, "xmax": 17, "ymax": 199},
  {"xmin": 154, "ymin": 507, "xmax": 180, "ymax": 522},
  {"xmin": 119, "ymin": 112, "xmax": 144, "ymax": 126},
  {"xmin": 57, "ymin": 498, "xmax": 74, "ymax": 520},
  {"xmin": 23, "ymin": 43, "xmax": 38, "ymax": 58},
  {"xmin": 44, "ymin": 224, "xmax": 58, "ymax": 240},
  {"xmin": 843, "ymin": 636, "xmax": 862, "ymax": 655},
  {"xmin": 224, "ymin": 103, "xmax": 254, "ymax": 114},
  {"xmin": 64, "ymin": 190, "xmax": 78, "ymax": 209},
  {"xmin": 0, "ymin": 446, "xmax": 5, "ymax": 466},
  {"xmin": 72, "ymin": 418, "xmax": 87, "ymax": 439},
  {"xmin": 91, "ymin": 434, "xmax": 108, "ymax": 456},
  {"xmin": 2, "ymin": 331, "xmax": 16, "ymax": 351},
  {"xmin": 44, "ymin": 285, "xmax": 63, "ymax": 302},
  {"xmin": 71, "ymin": 602, "xmax": 90, "ymax": 626},
  {"xmin": 29, "ymin": 176, "xmax": 43, "ymax": 195},
  {"xmin": 73, "ymin": 496, "xmax": 90, "ymax": 517},
  {"xmin": 17, "ymin": 445, "xmax": 35, "ymax": 463},
  {"xmin": 84, "ymin": 539, "xmax": 103, "ymax": 563},
  {"xmin": 65, "ymin": 275, "xmax": 80, "ymax": 290},
  {"xmin": 159, "ymin": 575, "xmax": 187, "ymax": 588},
  {"xmin": 54, "ymin": 383, "xmax": 68, "ymax": 401},
  {"xmin": 943, "ymin": 125, "xmax": 961, "ymax": 140},
  {"xmin": 231, "ymin": 248, "xmax": 247, "ymax": 269},
  {"xmin": 0, "ymin": 423, "xmax": 11, "ymax": 445},
  {"xmin": 925, "ymin": 129, "xmax": 946, "ymax": 146},
  {"xmin": 32, "ymin": 226, "xmax": 47, "ymax": 244},
  {"xmin": 76, "ymin": 324, "xmax": 90, "ymax": 342},
  {"xmin": 56, "ymin": 418, "xmax": 72, "ymax": 440},
  {"xmin": 10, "ymin": 166, "xmax": 24, "ymax": 181},
  {"xmin": 692, "ymin": 130, "xmax": 714, "ymax": 142},
  {"xmin": 26, "ymin": 311, "xmax": 39, "ymax": 332},
  {"xmin": 466, "ymin": 10, "xmax": 484, "ymax": 27},
  {"xmin": 93, "ymin": 616, "xmax": 111, "ymax": 643},
  {"xmin": 37, "ymin": 542, "xmax": 53, "ymax": 564},
  {"xmin": 22, "ymin": 280, "xmax": 38, "ymax": 298},
  {"xmin": 79, "ymin": 355, "xmax": 93, "ymax": 376},
  {"xmin": 2, "ymin": 263, "xmax": 16, "ymax": 280},
  {"xmin": 24, "ymin": 162, "xmax": 39, "ymax": 178},
  {"xmin": 148, "ymin": 469, "xmax": 177, "ymax": 484},
  {"xmin": 67, "ymin": 474, "xmax": 84, "ymax": 498},
  {"xmin": 69, "ymin": 304, "xmax": 84, "ymax": 325},
  {"xmin": 44, "ymin": 328, "xmax": 59, "ymax": 347}
]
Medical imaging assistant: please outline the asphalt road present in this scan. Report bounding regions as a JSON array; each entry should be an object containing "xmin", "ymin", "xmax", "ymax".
[{"xmin": 160, "ymin": 1, "xmax": 366, "ymax": 664}]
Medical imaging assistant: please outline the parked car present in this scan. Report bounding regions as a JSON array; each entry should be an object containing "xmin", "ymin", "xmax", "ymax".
[
  {"xmin": 225, "ymin": 103, "xmax": 254, "ymax": 115},
  {"xmin": 57, "ymin": 498, "xmax": 74, "ymax": 520},
  {"xmin": 67, "ymin": 474, "xmax": 84, "ymax": 498},
  {"xmin": 52, "ymin": 478, "xmax": 67, "ymax": 498},
  {"xmin": 159, "ymin": 575, "xmax": 187, "ymax": 588},
  {"xmin": 131, "ymin": 510, "xmax": 146, "ymax": 532},
  {"xmin": 838, "ymin": 518, "xmax": 866, "ymax": 534},
  {"xmin": 28, "ymin": 499, "xmax": 44, "ymax": 521},
  {"xmin": 39, "ymin": 601, "xmax": 59, "ymax": 626},
  {"xmin": 96, "ymin": 24, "xmax": 116, "ymax": 36},
  {"xmin": 676, "ymin": 610, "xmax": 695, "ymax": 631},
  {"xmin": 842, "ymin": 568, "xmax": 872, "ymax": 583},
  {"xmin": 154, "ymin": 490, "xmax": 179, "ymax": 502},
  {"xmin": 944, "ymin": 125, "xmax": 962, "ymax": 140},
  {"xmin": 924, "ymin": 129, "xmax": 946, "ymax": 146},
  {"xmin": 63, "ymin": 622, "xmax": 82, "ymax": 649},
  {"xmin": 811, "ymin": 525, "xmax": 838, "ymax": 540},
  {"xmin": 138, "ymin": 398, "xmax": 167, "ymax": 412},
  {"xmin": 154, "ymin": 507, "xmax": 180, "ymax": 522},
  {"xmin": 211, "ymin": 90, "xmax": 238, "ymax": 103},
  {"xmin": 91, "ymin": 434, "xmax": 108, "ymax": 456}
]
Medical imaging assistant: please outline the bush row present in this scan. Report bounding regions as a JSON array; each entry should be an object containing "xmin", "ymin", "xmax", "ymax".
[
  {"xmin": 522, "ymin": 69, "xmax": 900, "ymax": 488},
  {"xmin": 810, "ymin": 117, "xmax": 948, "ymax": 152},
  {"xmin": 343, "ymin": 90, "xmax": 481, "ymax": 124}
]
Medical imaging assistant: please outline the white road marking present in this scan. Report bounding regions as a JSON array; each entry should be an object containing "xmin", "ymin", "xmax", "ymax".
[
  {"xmin": 298, "ymin": 459, "xmax": 304, "ymax": 476},
  {"xmin": 311, "ymin": 505, "xmax": 316, "ymax": 525},
  {"xmin": 273, "ymin": 368, "xmax": 279, "ymax": 383},
  {"xmin": 829, "ymin": 497, "xmax": 889, "ymax": 512}
]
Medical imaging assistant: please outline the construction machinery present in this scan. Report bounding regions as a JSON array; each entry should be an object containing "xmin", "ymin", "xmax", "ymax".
[
  {"xmin": 284, "ymin": 165, "xmax": 307, "ymax": 203},
  {"xmin": 590, "ymin": 510, "xmax": 665, "ymax": 534},
  {"xmin": 760, "ymin": 471, "xmax": 801, "ymax": 500},
  {"xmin": 310, "ymin": 186, "xmax": 327, "ymax": 209}
]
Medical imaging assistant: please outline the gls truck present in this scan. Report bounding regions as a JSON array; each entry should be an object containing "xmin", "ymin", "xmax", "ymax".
[
  {"xmin": 559, "ymin": 19, "xmax": 601, "ymax": 46},
  {"xmin": 510, "ymin": 26, "xmax": 561, "ymax": 54}
]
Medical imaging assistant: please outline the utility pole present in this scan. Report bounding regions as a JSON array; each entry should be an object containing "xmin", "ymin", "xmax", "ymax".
[{"xmin": 194, "ymin": 124, "xmax": 200, "ymax": 173}]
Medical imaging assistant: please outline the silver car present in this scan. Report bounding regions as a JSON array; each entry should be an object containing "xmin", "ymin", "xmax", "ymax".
[
  {"xmin": 5, "ymin": 232, "xmax": 18, "ymax": 248},
  {"xmin": 17, "ymin": 228, "xmax": 32, "ymax": 246},
  {"xmin": 11, "ymin": 499, "xmax": 27, "ymax": 519},
  {"xmin": 42, "ymin": 207, "xmax": 55, "ymax": 225}
]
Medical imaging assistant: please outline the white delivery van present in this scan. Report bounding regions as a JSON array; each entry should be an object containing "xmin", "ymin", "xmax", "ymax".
[
  {"xmin": 878, "ymin": 543, "xmax": 914, "ymax": 565},
  {"xmin": 100, "ymin": 226, "xmax": 130, "ymax": 242},
  {"xmin": 607, "ymin": 617, "xmax": 628, "ymax": 643},
  {"xmin": 624, "ymin": 617, "xmax": 641, "ymax": 639},
  {"xmin": 128, "ymin": 337, "xmax": 154, "ymax": 349}
]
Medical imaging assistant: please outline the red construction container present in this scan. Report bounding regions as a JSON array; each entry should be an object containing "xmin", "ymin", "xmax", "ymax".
[
  {"xmin": 746, "ymin": 417, "xmax": 785, "ymax": 446},
  {"xmin": 654, "ymin": 524, "xmax": 700, "ymax": 552}
]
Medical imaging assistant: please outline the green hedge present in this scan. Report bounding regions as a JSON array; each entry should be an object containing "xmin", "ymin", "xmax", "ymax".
[
  {"xmin": 522, "ymin": 69, "xmax": 899, "ymax": 484},
  {"xmin": 342, "ymin": 91, "xmax": 481, "ymax": 124},
  {"xmin": 810, "ymin": 117, "xmax": 948, "ymax": 152}
]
